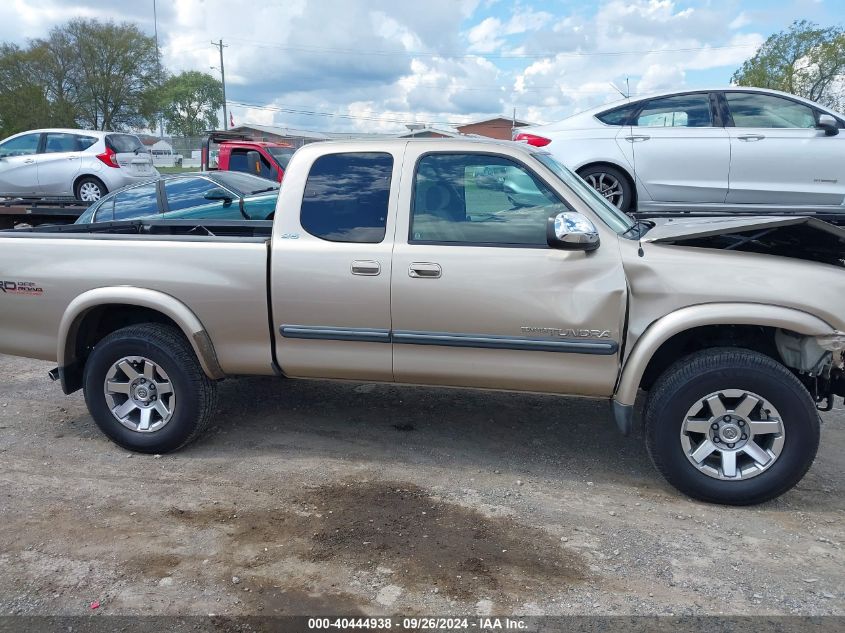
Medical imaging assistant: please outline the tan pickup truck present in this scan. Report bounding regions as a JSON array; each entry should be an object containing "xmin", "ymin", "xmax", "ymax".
[{"xmin": 1, "ymin": 138, "xmax": 844, "ymax": 505}]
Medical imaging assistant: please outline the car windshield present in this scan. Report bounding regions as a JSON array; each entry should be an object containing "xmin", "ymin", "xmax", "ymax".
[
  {"xmin": 533, "ymin": 152, "xmax": 634, "ymax": 233},
  {"xmin": 267, "ymin": 147, "xmax": 296, "ymax": 170},
  {"xmin": 213, "ymin": 171, "xmax": 281, "ymax": 195}
]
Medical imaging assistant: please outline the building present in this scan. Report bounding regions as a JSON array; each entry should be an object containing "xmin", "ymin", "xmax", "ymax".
[{"xmin": 455, "ymin": 116, "xmax": 533, "ymax": 140}]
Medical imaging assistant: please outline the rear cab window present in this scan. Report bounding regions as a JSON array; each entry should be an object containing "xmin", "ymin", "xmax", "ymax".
[{"xmin": 300, "ymin": 152, "xmax": 393, "ymax": 243}]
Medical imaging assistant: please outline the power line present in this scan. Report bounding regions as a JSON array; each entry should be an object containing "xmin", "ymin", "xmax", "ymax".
[{"xmin": 222, "ymin": 37, "xmax": 759, "ymax": 60}]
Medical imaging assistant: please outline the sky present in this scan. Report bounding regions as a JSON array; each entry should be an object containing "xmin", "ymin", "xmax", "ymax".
[{"xmin": 0, "ymin": 0, "xmax": 841, "ymax": 133}]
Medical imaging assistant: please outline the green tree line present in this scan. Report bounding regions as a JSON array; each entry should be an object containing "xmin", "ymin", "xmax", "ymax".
[{"xmin": 0, "ymin": 18, "xmax": 223, "ymax": 138}]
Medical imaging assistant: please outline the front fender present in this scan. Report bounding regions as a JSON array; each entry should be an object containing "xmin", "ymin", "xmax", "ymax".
[
  {"xmin": 58, "ymin": 287, "xmax": 225, "ymax": 391},
  {"xmin": 613, "ymin": 302, "xmax": 836, "ymax": 407}
]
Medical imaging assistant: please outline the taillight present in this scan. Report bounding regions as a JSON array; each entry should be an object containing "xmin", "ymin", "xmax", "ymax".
[
  {"xmin": 513, "ymin": 132, "xmax": 551, "ymax": 147},
  {"xmin": 96, "ymin": 146, "xmax": 119, "ymax": 168}
]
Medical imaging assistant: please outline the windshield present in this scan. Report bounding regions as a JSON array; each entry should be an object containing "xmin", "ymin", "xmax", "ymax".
[
  {"xmin": 213, "ymin": 171, "xmax": 280, "ymax": 195},
  {"xmin": 534, "ymin": 152, "xmax": 634, "ymax": 233},
  {"xmin": 267, "ymin": 146, "xmax": 296, "ymax": 170}
]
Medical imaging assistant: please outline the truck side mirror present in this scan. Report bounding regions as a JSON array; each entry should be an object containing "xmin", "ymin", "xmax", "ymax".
[
  {"xmin": 547, "ymin": 212, "xmax": 600, "ymax": 251},
  {"xmin": 247, "ymin": 150, "xmax": 262, "ymax": 175},
  {"xmin": 817, "ymin": 113, "xmax": 839, "ymax": 136}
]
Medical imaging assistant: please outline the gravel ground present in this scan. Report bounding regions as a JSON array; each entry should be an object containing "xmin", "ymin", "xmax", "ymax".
[{"xmin": 0, "ymin": 354, "xmax": 842, "ymax": 617}]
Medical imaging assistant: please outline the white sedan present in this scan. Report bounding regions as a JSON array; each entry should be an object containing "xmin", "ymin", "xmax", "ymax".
[{"xmin": 515, "ymin": 87, "xmax": 845, "ymax": 214}]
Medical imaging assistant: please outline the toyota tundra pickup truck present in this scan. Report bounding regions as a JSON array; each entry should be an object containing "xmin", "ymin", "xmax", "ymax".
[{"xmin": 1, "ymin": 138, "xmax": 844, "ymax": 505}]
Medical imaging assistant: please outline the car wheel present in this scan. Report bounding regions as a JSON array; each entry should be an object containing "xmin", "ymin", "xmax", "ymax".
[
  {"xmin": 644, "ymin": 348, "xmax": 820, "ymax": 505},
  {"xmin": 83, "ymin": 323, "xmax": 218, "ymax": 453},
  {"xmin": 75, "ymin": 176, "xmax": 107, "ymax": 202},
  {"xmin": 577, "ymin": 165, "xmax": 632, "ymax": 212}
]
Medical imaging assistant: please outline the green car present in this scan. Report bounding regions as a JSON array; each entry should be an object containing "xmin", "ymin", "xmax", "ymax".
[{"xmin": 75, "ymin": 171, "xmax": 279, "ymax": 224}]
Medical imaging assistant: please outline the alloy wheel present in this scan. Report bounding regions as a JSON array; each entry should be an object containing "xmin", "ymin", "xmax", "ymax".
[
  {"xmin": 103, "ymin": 356, "xmax": 176, "ymax": 433},
  {"xmin": 680, "ymin": 389, "xmax": 785, "ymax": 480},
  {"xmin": 584, "ymin": 172, "xmax": 624, "ymax": 209}
]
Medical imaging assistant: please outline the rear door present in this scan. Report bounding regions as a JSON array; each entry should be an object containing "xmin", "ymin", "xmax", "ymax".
[
  {"xmin": 722, "ymin": 91, "xmax": 845, "ymax": 206},
  {"xmin": 106, "ymin": 134, "xmax": 156, "ymax": 178},
  {"xmin": 36, "ymin": 132, "xmax": 95, "ymax": 195},
  {"xmin": 628, "ymin": 92, "xmax": 730, "ymax": 203},
  {"xmin": 390, "ymin": 148, "xmax": 626, "ymax": 396},
  {"xmin": 0, "ymin": 132, "xmax": 41, "ymax": 195},
  {"xmin": 271, "ymin": 148, "xmax": 400, "ymax": 381}
]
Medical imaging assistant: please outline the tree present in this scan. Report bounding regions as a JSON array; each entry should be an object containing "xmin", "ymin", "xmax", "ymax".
[
  {"xmin": 61, "ymin": 18, "xmax": 160, "ymax": 130},
  {"xmin": 155, "ymin": 71, "xmax": 223, "ymax": 137},
  {"xmin": 732, "ymin": 20, "xmax": 845, "ymax": 109}
]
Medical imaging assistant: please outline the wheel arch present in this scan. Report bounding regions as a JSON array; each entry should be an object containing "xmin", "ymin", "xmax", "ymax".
[
  {"xmin": 57, "ymin": 287, "xmax": 225, "ymax": 393},
  {"xmin": 614, "ymin": 303, "xmax": 837, "ymax": 408}
]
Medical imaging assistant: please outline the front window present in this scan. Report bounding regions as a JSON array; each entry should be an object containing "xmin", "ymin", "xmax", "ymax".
[
  {"xmin": 634, "ymin": 93, "xmax": 713, "ymax": 128},
  {"xmin": 534, "ymin": 153, "xmax": 634, "ymax": 233},
  {"xmin": 0, "ymin": 133, "xmax": 40, "ymax": 157},
  {"xmin": 725, "ymin": 92, "xmax": 817, "ymax": 128},
  {"xmin": 410, "ymin": 153, "xmax": 565, "ymax": 246},
  {"xmin": 228, "ymin": 148, "xmax": 278, "ymax": 181},
  {"xmin": 163, "ymin": 177, "xmax": 224, "ymax": 212}
]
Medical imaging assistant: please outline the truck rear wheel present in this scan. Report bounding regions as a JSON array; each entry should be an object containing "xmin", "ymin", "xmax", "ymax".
[
  {"xmin": 644, "ymin": 348, "xmax": 820, "ymax": 505},
  {"xmin": 83, "ymin": 323, "xmax": 217, "ymax": 453}
]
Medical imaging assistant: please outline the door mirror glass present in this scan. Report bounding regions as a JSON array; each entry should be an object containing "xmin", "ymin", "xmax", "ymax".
[
  {"xmin": 547, "ymin": 212, "xmax": 600, "ymax": 251},
  {"xmin": 817, "ymin": 113, "xmax": 839, "ymax": 136},
  {"xmin": 204, "ymin": 187, "xmax": 234, "ymax": 204}
]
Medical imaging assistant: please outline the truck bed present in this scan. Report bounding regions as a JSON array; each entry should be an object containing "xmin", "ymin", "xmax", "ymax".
[{"xmin": 0, "ymin": 219, "xmax": 275, "ymax": 376}]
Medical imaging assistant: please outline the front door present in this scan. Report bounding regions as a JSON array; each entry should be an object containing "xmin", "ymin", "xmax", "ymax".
[
  {"xmin": 391, "ymin": 149, "xmax": 626, "ymax": 396},
  {"xmin": 628, "ymin": 92, "xmax": 730, "ymax": 203},
  {"xmin": 271, "ymin": 149, "xmax": 399, "ymax": 381},
  {"xmin": 723, "ymin": 91, "xmax": 845, "ymax": 207},
  {"xmin": 0, "ymin": 132, "xmax": 41, "ymax": 195}
]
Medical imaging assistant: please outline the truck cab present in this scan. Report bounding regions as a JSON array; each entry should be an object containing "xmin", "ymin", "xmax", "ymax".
[{"xmin": 201, "ymin": 131, "xmax": 295, "ymax": 183}]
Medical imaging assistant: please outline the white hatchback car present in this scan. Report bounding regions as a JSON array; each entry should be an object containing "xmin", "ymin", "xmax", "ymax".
[
  {"xmin": 0, "ymin": 128, "xmax": 158, "ymax": 201},
  {"xmin": 515, "ymin": 87, "xmax": 845, "ymax": 214}
]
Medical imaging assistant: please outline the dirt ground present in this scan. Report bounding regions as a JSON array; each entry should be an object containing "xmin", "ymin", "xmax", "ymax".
[{"xmin": 0, "ymin": 353, "xmax": 843, "ymax": 617}]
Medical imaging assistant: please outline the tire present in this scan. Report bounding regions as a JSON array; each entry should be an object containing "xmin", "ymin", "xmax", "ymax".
[
  {"xmin": 83, "ymin": 323, "xmax": 217, "ymax": 453},
  {"xmin": 75, "ymin": 176, "xmax": 107, "ymax": 202},
  {"xmin": 644, "ymin": 348, "xmax": 820, "ymax": 505},
  {"xmin": 577, "ymin": 165, "xmax": 633, "ymax": 213}
]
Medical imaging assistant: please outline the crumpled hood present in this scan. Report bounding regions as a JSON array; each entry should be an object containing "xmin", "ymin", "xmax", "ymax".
[{"xmin": 642, "ymin": 215, "xmax": 845, "ymax": 243}]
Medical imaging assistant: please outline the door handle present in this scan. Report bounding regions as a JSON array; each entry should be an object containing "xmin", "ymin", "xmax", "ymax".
[
  {"xmin": 623, "ymin": 135, "xmax": 650, "ymax": 142},
  {"xmin": 351, "ymin": 260, "xmax": 380, "ymax": 276},
  {"xmin": 737, "ymin": 134, "xmax": 765, "ymax": 141},
  {"xmin": 23, "ymin": 158, "xmax": 35, "ymax": 164},
  {"xmin": 409, "ymin": 262, "xmax": 442, "ymax": 279}
]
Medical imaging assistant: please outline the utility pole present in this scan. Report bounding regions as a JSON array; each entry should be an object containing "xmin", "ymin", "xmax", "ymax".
[
  {"xmin": 153, "ymin": 0, "xmax": 164, "ymax": 137},
  {"xmin": 211, "ymin": 39, "xmax": 228, "ymax": 129}
]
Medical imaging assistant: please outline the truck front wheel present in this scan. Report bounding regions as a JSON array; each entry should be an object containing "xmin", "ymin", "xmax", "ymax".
[
  {"xmin": 83, "ymin": 323, "xmax": 217, "ymax": 453},
  {"xmin": 644, "ymin": 348, "xmax": 820, "ymax": 505}
]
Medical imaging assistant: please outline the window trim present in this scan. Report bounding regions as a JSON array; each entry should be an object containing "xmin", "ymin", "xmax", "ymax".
[
  {"xmin": 299, "ymin": 151, "xmax": 394, "ymax": 245},
  {"xmin": 595, "ymin": 91, "xmax": 716, "ymax": 128},
  {"xmin": 718, "ymin": 90, "xmax": 842, "ymax": 129},
  {"xmin": 408, "ymin": 150, "xmax": 575, "ymax": 249}
]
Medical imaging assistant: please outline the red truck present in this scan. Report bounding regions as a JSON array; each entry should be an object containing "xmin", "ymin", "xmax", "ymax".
[{"xmin": 201, "ymin": 131, "xmax": 297, "ymax": 183}]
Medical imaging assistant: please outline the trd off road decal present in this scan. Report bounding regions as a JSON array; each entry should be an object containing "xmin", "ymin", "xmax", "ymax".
[{"xmin": 0, "ymin": 281, "xmax": 43, "ymax": 296}]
